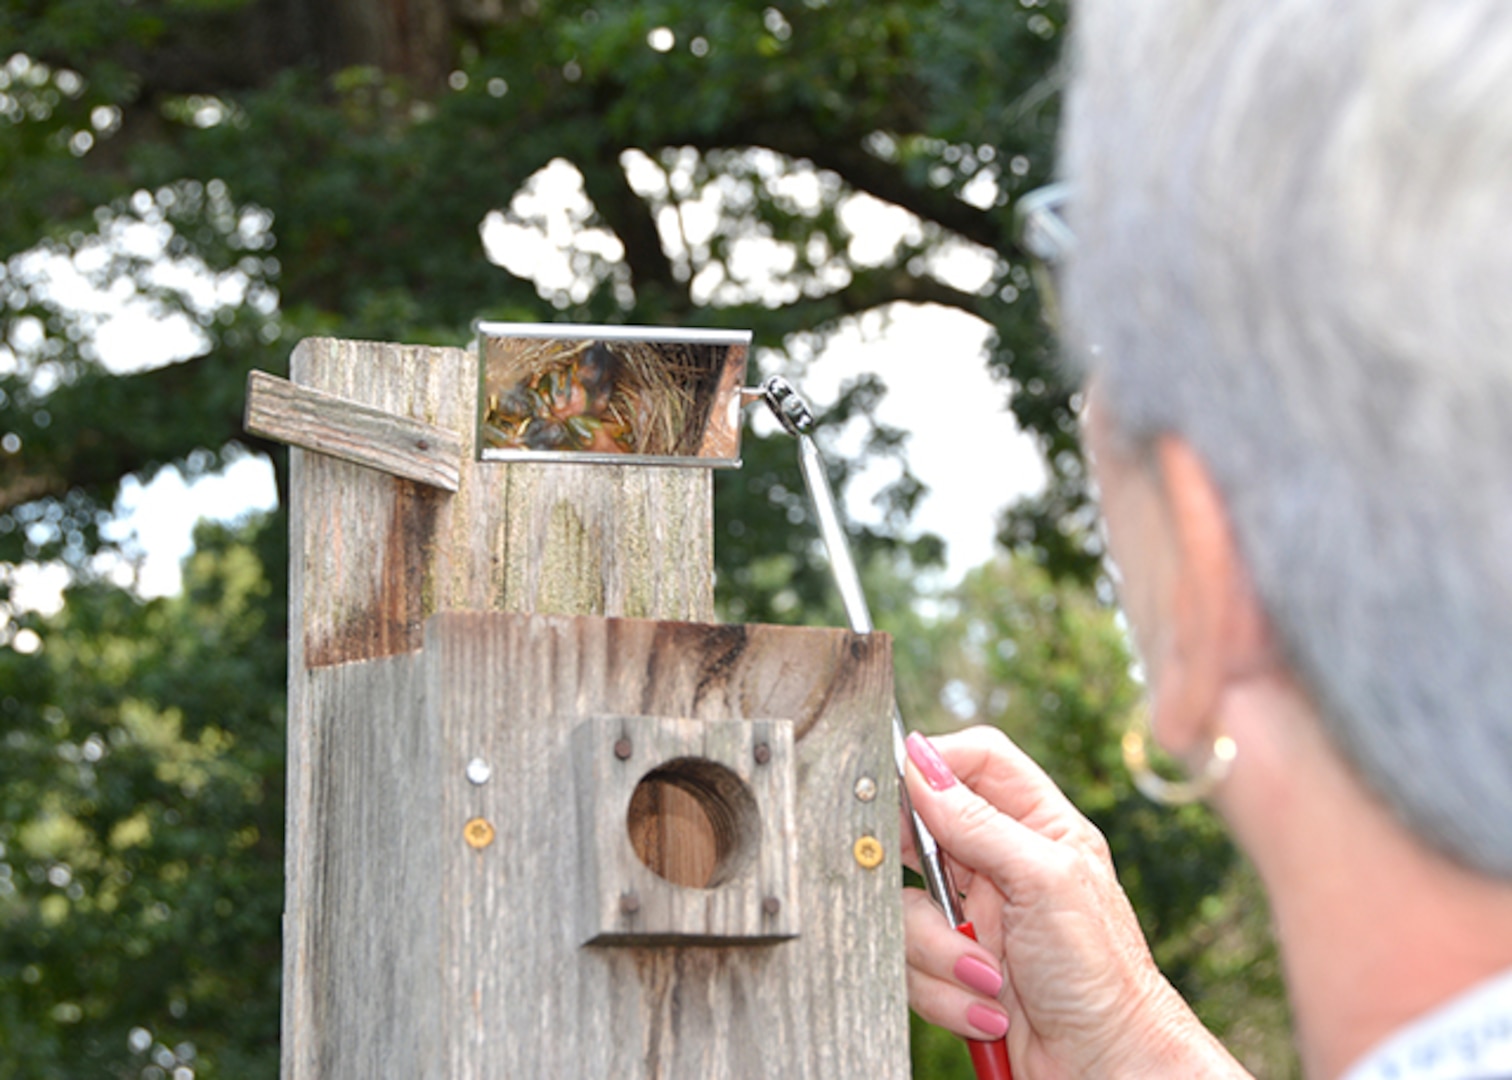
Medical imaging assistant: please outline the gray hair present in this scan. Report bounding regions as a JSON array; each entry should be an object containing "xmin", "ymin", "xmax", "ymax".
[{"xmin": 1060, "ymin": 0, "xmax": 1512, "ymax": 877}]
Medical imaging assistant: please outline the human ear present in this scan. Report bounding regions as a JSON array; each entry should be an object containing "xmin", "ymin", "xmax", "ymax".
[{"xmin": 1146, "ymin": 436, "xmax": 1275, "ymax": 761}]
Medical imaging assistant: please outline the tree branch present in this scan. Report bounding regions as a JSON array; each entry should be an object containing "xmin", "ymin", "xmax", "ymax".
[
  {"xmin": 675, "ymin": 121, "xmax": 1009, "ymax": 255},
  {"xmin": 829, "ymin": 265, "xmax": 991, "ymax": 320},
  {"xmin": 576, "ymin": 146, "xmax": 689, "ymax": 317},
  {"xmin": 711, "ymin": 264, "xmax": 991, "ymax": 346}
]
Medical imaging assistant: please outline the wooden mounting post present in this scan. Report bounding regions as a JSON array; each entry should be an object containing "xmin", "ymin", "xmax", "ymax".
[{"xmin": 251, "ymin": 336, "xmax": 909, "ymax": 1079}]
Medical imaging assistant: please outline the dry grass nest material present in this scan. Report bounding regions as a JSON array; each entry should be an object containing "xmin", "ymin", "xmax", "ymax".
[{"xmin": 482, "ymin": 337, "xmax": 723, "ymax": 456}]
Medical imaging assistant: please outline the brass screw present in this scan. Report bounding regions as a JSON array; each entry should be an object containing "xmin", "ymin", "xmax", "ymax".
[
  {"xmin": 614, "ymin": 737, "xmax": 633, "ymax": 761},
  {"xmin": 853, "ymin": 776, "xmax": 877, "ymax": 802},
  {"xmin": 853, "ymin": 835, "xmax": 885, "ymax": 870},
  {"xmin": 753, "ymin": 742, "xmax": 772, "ymax": 765},
  {"xmin": 463, "ymin": 817, "xmax": 496, "ymax": 850}
]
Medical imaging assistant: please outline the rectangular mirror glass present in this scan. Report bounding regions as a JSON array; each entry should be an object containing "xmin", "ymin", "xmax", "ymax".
[{"xmin": 476, "ymin": 323, "xmax": 751, "ymax": 467}]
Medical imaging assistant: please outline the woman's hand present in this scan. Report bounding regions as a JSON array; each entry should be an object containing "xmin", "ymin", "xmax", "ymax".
[{"xmin": 901, "ymin": 726, "xmax": 1247, "ymax": 1079}]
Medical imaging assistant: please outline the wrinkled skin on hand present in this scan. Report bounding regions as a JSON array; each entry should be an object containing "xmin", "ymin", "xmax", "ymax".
[{"xmin": 902, "ymin": 727, "xmax": 1228, "ymax": 1080}]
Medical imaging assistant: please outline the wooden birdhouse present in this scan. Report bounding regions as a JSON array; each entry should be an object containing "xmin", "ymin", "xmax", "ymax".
[{"xmin": 245, "ymin": 332, "xmax": 909, "ymax": 1079}]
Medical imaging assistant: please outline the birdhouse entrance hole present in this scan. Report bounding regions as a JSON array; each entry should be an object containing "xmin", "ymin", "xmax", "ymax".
[{"xmin": 626, "ymin": 758, "xmax": 760, "ymax": 889}]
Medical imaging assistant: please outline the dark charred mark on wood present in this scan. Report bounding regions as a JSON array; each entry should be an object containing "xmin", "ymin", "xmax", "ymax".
[
  {"xmin": 691, "ymin": 623, "xmax": 750, "ymax": 713},
  {"xmin": 305, "ymin": 478, "xmax": 442, "ymax": 667}
]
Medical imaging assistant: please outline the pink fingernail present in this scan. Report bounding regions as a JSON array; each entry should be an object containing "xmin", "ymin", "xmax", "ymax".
[
  {"xmin": 966, "ymin": 1003, "xmax": 1009, "ymax": 1040},
  {"xmin": 906, "ymin": 732, "xmax": 956, "ymax": 791},
  {"xmin": 954, "ymin": 954, "xmax": 1004, "ymax": 997}
]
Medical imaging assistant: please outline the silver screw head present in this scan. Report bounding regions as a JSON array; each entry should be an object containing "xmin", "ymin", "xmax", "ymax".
[
  {"xmin": 466, "ymin": 757, "xmax": 493, "ymax": 785},
  {"xmin": 853, "ymin": 776, "xmax": 877, "ymax": 802}
]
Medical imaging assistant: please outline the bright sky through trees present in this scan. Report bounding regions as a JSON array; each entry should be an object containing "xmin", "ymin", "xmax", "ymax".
[{"xmin": 7, "ymin": 160, "xmax": 1042, "ymax": 608}]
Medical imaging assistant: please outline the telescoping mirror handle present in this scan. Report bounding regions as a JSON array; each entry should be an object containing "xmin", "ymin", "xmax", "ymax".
[{"xmin": 754, "ymin": 376, "xmax": 1013, "ymax": 1080}]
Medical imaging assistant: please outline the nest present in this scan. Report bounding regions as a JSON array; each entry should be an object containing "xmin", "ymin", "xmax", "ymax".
[{"xmin": 481, "ymin": 336, "xmax": 726, "ymax": 456}]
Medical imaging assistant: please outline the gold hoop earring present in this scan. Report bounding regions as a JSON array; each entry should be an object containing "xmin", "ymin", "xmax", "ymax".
[{"xmin": 1121, "ymin": 708, "xmax": 1237, "ymax": 806}]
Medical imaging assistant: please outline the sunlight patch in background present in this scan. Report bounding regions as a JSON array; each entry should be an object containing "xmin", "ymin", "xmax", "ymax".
[
  {"xmin": 4, "ymin": 191, "xmax": 282, "ymax": 611},
  {"xmin": 11, "ymin": 154, "xmax": 1039, "ymax": 614},
  {"xmin": 776, "ymin": 305, "xmax": 1045, "ymax": 581}
]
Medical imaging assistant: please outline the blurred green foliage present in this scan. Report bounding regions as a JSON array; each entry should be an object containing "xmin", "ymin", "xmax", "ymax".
[
  {"xmin": 0, "ymin": 1, "xmax": 1290, "ymax": 1076},
  {"xmin": 0, "ymin": 519, "xmax": 285, "ymax": 1078}
]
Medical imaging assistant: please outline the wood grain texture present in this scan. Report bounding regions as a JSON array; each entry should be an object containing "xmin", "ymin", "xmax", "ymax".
[
  {"xmin": 628, "ymin": 775, "xmax": 720, "ymax": 888},
  {"xmin": 283, "ymin": 612, "xmax": 908, "ymax": 1079},
  {"xmin": 431, "ymin": 612, "xmax": 907, "ymax": 1079},
  {"xmin": 480, "ymin": 461, "xmax": 715, "ymax": 621},
  {"xmin": 294, "ymin": 653, "xmax": 438, "ymax": 1077},
  {"xmin": 283, "ymin": 336, "xmax": 714, "ymax": 672},
  {"xmin": 244, "ymin": 370, "xmax": 463, "ymax": 491},
  {"xmin": 574, "ymin": 714, "xmax": 799, "ymax": 945},
  {"xmin": 282, "ymin": 338, "xmax": 718, "ymax": 1079},
  {"xmin": 279, "ymin": 337, "xmax": 907, "ymax": 1079}
]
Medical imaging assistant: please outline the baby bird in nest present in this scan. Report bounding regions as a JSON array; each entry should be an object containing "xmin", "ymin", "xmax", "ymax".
[{"xmin": 484, "ymin": 342, "xmax": 635, "ymax": 453}]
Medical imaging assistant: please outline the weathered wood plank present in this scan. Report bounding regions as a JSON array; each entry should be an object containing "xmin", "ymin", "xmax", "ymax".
[
  {"xmin": 479, "ymin": 461, "xmax": 714, "ymax": 621},
  {"xmin": 282, "ymin": 336, "xmax": 714, "ymax": 671},
  {"xmin": 574, "ymin": 713, "xmax": 799, "ymax": 945},
  {"xmin": 278, "ymin": 336, "xmax": 907, "ymax": 1080},
  {"xmin": 244, "ymin": 370, "xmax": 463, "ymax": 491},
  {"xmin": 282, "ymin": 337, "xmax": 720, "ymax": 1080},
  {"xmin": 286, "ymin": 612, "xmax": 908, "ymax": 1079},
  {"xmin": 298, "ymin": 653, "xmax": 438, "ymax": 1076},
  {"xmin": 427, "ymin": 612, "xmax": 908, "ymax": 1080},
  {"xmin": 285, "ymin": 337, "xmax": 472, "ymax": 672}
]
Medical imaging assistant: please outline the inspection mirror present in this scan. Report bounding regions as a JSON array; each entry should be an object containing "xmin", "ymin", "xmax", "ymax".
[{"xmin": 476, "ymin": 323, "xmax": 752, "ymax": 467}]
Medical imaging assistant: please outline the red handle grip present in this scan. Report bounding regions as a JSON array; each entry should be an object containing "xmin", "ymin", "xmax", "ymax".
[
  {"xmin": 967, "ymin": 1038, "xmax": 1014, "ymax": 1080},
  {"xmin": 957, "ymin": 922, "xmax": 1013, "ymax": 1080}
]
